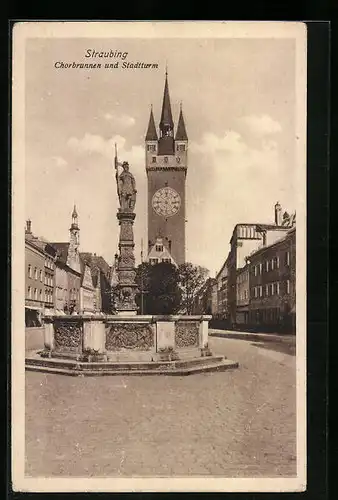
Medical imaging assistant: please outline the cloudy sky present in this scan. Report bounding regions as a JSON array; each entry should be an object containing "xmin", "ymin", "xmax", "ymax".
[{"xmin": 25, "ymin": 36, "xmax": 297, "ymax": 276}]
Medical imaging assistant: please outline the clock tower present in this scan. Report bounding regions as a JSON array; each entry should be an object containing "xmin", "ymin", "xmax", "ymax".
[{"xmin": 145, "ymin": 71, "xmax": 188, "ymax": 265}]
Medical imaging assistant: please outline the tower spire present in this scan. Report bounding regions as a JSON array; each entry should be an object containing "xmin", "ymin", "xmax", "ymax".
[
  {"xmin": 159, "ymin": 70, "xmax": 174, "ymax": 134},
  {"xmin": 145, "ymin": 105, "xmax": 158, "ymax": 141},
  {"xmin": 175, "ymin": 105, "xmax": 188, "ymax": 141},
  {"xmin": 158, "ymin": 70, "xmax": 175, "ymax": 154},
  {"xmin": 71, "ymin": 204, "xmax": 79, "ymax": 229}
]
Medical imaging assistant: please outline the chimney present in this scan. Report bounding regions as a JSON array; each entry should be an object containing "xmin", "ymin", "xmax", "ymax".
[
  {"xmin": 274, "ymin": 202, "xmax": 282, "ymax": 226},
  {"xmin": 26, "ymin": 219, "xmax": 32, "ymax": 234}
]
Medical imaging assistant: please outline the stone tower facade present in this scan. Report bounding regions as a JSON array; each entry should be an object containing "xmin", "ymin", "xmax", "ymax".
[{"xmin": 145, "ymin": 71, "xmax": 188, "ymax": 266}]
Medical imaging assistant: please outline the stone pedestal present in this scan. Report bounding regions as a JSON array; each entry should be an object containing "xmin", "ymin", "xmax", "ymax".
[
  {"xmin": 115, "ymin": 211, "xmax": 138, "ymax": 315},
  {"xmin": 29, "ymin": 313, "xmax": 239, "ymax": 375}
]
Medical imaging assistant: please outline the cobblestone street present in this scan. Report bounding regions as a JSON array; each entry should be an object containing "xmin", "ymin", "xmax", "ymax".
[{"xmin": 25, "ymin": 334, "xmax": 297, "ymax": 478}]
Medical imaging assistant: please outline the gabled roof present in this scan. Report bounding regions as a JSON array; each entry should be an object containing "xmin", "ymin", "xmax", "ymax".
[
  {"xmin": 51, "ymin": 242, "xmax": 70, "ymax": 265},
  {"xmin": 147, "ymin": 237, "xmax": 177, "ymax": 267},
  {"xmin": 79, "ymin": 255, "xmax": 94, "ymax": 287},
  {"xmin": 175, "ymin": 108, "xmax": 188, "ymax": 141},
  {"xmin": 79, "ymin": 252, "xmax": 111, "ymax": 279},
  {"xmin": 145, "ymin": 107, "xmax": 158, "ymax": 141}
]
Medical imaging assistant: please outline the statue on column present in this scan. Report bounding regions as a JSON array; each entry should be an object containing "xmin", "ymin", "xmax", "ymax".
[
  {"xmin": 112, "ymin": 144, "xmax": 138, "ymax": 315},
  {"xmin": 114, "ymin": 144, "xmax": 137, "ymax": 212}
]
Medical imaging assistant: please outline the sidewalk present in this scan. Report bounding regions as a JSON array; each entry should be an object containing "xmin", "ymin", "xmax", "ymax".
[{"xmin": 209, "ymin": 329, "xmax": 296, "ymax": 344}]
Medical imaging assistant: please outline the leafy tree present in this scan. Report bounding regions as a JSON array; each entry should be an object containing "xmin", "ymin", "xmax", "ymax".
[
  {"xmin": 178, "ymin": 262, "xmax": 209, "ymax": 314},
  {"xmin": 135, "ymin": 262, "xmax": 182, "ymax": 315}
]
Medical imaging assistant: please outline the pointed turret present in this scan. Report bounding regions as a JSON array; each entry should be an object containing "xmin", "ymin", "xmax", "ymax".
[
  {"xmin": 71, "ymin": 204, "xmax": 79, "ymax": 230},
  {"xmin": 145, "ymin": 106, "xmax": 158, "ymax": 141},
  {"xmin": 159, "ymin": 71, "xmax": 174, "ymax": 134},
  {"xmin": 158, "ymin": 71, "xmax": 175, "ymax": 155},
  {"xmin": 175, "ymin": 106, "xmax": 188, "ymax": 141}
]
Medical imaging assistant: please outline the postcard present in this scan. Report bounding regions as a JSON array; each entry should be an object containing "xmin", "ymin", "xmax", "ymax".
[{"xmin": 12, "ymin": 21, "xmax": 307, "ymax": 492}]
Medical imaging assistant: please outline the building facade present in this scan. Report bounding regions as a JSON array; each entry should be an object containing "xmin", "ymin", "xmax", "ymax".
[
  {"xmin": 25, "ymin": 220, "xmax": 57, "ymax": 325},
  {"xmin": 248, "ymin": 227, "xmax": 296, "ymax": 333},
  {"xmin": 79, "ymin": 258, "xmax": 95, "ymax": 313},
  {"xmin": 192, "ymin": 278, "xmax": 216, "ymax": 315},
  {"xmin": 25, "ymin": 231, "xmax": 46, "ymax": 326},
  {"xmin": 145, "ymin": 72, "xmax": 188, "ymax": 265},
  {"xmin": 215, "ymin": 260, "xmax": 229, "ymax": 320},
  {"xmin": 236, "ymin": 264, "xmax": 250, "ymax": 325},
  {"xmin": 80, "ymin": 252, "xmax": 112, "ymax": 313},
  {"xmin": 147, "ymin": 237, "xmax": 177, "ymax": 266}
]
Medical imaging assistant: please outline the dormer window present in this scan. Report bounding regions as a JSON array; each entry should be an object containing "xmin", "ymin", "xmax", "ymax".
[{"xmin": 155, "ymin": 245, "xmax": 163, "ymax": 252}]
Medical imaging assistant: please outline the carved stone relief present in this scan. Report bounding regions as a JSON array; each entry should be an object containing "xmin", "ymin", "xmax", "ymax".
[
  {"xmin": 54, "ymin": 320, "xmax": 82, "ymax": 352},
  {"xmin": 175, "ymin": 321, "xmax": 199, "ymax": 348},
  {"xmin": 106, "ymin": 323, "xmax": 154, "ymax": 350}
]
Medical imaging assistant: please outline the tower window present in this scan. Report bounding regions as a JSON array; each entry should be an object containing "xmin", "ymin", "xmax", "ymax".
[
  {"xmin": 164, "ymin": 156, "xmax": 168, "ymax": 163},
  {"xmin": 147, "ymin": 144, "xmax": 156, "ymax": 152},
  {"xmin": 177, "ymin": 144, "xmax": 186, "ymax": 152},
  {"xmin": 152, "ymin": 156, "xmax": 156, "ymax": 163}
]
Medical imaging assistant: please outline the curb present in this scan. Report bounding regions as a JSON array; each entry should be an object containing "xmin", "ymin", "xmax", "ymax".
[{"xmin": 209, "ymin": 330, "xmax": 296, "ymax": 344}]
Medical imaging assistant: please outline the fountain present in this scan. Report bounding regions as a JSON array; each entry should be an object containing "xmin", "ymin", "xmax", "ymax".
[{"xmin": 25, "ymin": 147, "xmax": 238, "ymax": 375}]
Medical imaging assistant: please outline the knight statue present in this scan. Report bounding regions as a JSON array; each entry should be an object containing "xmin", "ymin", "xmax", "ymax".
[{"xmin": 114, "ymin": 144, "xmax": 137, "ymax": 212}]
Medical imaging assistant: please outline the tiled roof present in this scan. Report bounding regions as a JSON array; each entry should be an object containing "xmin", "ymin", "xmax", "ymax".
[
  {"xmin": 145, "ymin": 108, "xmax": 158, "ymax": 141},
  {"xmin": 175, "ymin": 109, "xmax": 188, "ymax": 141},
  {"xmin": 51, "ymin": 242, "xmax": 70, "ymax": 264},
  {"xmin": 79, "ymin": 252, "xmax": 111, "ymax": 279}
]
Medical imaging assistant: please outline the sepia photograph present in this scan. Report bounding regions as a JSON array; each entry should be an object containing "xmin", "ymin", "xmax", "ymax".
[{"xmin": 12, "ymin": 21, "xmax": 307, "ymax": 492}]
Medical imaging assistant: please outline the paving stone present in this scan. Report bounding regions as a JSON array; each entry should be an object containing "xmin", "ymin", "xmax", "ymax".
[{"xmin": 25, "ymin": 336, "xmax": 296, "ymax": 477}]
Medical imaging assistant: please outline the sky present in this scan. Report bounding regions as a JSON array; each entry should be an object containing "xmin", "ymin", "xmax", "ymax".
[{"xmin": 25, "ymin": 36, "xmax": 297, "ymax": 277}]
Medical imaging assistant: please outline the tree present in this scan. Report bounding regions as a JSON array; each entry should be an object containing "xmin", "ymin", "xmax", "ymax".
[
  {"xmin": 178, "ymin": 262, "xmax": 209, "ymax": 314},
  {"xmin": 135, "ymin": 262, "xmax": 182, "ymax": 315}
]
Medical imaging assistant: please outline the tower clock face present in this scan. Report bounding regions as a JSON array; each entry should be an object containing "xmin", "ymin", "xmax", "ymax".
[{"xmin": 152, "ymin": 187, "xmax": 181, "ymax": 217}]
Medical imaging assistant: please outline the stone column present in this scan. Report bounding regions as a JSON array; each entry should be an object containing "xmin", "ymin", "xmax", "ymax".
[
  {"xmin": 43, "ymin": 316, "xmax": 54, "ymax": 355},
  {"xmin": 199, "ymin": 315, "xmax": 212, "ymax": 356},
  {"xmin": 115, "ymin": 211, "xmax": 138, "ymax": 315},
  {"xmin": 82, "ymin": 317, "xmax": 107, "ymax": 361}
]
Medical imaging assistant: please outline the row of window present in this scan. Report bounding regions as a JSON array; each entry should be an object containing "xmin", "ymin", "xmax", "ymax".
[
  {"xmin": 45, "ymin": 257, "xmax": 54, "ymax": 269},
  {"xmin": 28, "ymin": 264, "xmax": 55, "ymax": 282},
  {"xmin": 252, "ymin": 280, "xmax": 290, "ymax": 298},
  {"xmin": 149, "ymin": 258, "xmax": 172, "ymax": 265},
  {"xmin": 147, "ymin": 144, "xmax": 186, "ymax": 153},
  {"xmin": 237, "ymin": 289, "xmax": 249, "ymax": 302},
  {"xmin": 252, "ymin": 252, "xmax": 290, "ymax": 276},
  {"xmin": 28, "ymin": 265, "xmax": 42, "ymax": 281},
  {"xmin": 27, "ymin": 286, "xmax": 53, "ymax": 303},
  {"xmin": 237, "ymin": 271, "xmax": 249, "ymax": 284},
  {"xmin": 45, "ymin": 272, "xmax": 53, "ymax": 287},
  {"xmin": 237, "ymin": 226, "xmax": 259, "ymax": 240}
]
